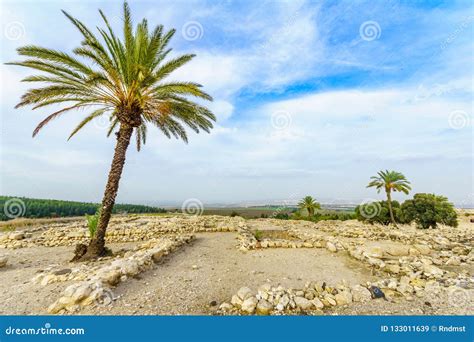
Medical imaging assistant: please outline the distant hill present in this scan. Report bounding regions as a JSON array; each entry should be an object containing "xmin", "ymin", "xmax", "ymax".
[{"xmin": 0, "ymin": 196, "xmax": 166, "ymax": 221}]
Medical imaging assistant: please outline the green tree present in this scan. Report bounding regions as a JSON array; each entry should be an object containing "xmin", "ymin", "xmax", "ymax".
[
  {"xmin": 7, "ymin": 2, "xmax": 215, "ymax": 259},
  {"xmin": 298, "ymin": 196, "xmax": 321, "ymax": 217},
  {"xmin": 367, "ymin": 170, "xmax": 411, "ymax": 226},
  {"xmin": 400, "ymin": 193, "xmax": 458, "ymax": 229},
  {"xmin": 355, "ymin": 200, "xmax": 401, "ymax": 225}
]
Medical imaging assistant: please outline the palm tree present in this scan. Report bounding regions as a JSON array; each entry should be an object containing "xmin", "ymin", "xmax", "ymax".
[
  {"xmin": 7, "ymin": 2, "xmax": 215, "ymax": 260},
  {"xmin": 298, "ymin": 196, "xmax": 321, "ymax": 217},
  {"xmin": 367, "ymin": 170, "xmax": 411, "ymax": 226}
]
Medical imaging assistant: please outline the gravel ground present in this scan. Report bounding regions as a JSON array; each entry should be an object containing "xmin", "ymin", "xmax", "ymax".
[
  {"xmin": 81, "ymin": 232, "xmax": 376, "ymax": 315},
  {"xmin": 1, "ymin": 230, "xmax": 472, "ymax": 316},
  {"xmin": 0, "ymin": 242, "xmax": 139, "ymax": 314}
]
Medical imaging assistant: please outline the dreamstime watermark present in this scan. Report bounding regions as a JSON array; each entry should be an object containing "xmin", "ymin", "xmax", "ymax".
[
  {"xmin": 93, "ymin": 115, "xmax": 111, "ymax": 130},
  {"xmin": 97, "ymin": 287, "xmax": 116, "ymax": 306},
  {"xmin": 181, "ymin": 198, "xmax": 204, "ymax": 216},
  {"xmin": 258, "ymin": 10, "xmax": 300, "ymax": 53},
  {"xmin": 440, "ymin": 15, "xmax": 474, "ymax": 50},
  {"xmin": 413, "ymin": 83, "xmax": 451, "ymax": 102},
  {"xmin": 3, "ymin": 198, "xmax": 26, "ymax": 219},
  {"xmin": 358, "ymin": 199, "xmax": 381, "ymax": 219},
  {"xmin": 4, "ymin": 21, "xmax": 25, "ymax": 40},
  {"xmin": 271, "ymin": 110, "xmax": 292, "ymax": 130},
  {"xmin": 447, "ymin": 287, "xmax": 472, "ymax": 309},
  {"xmin": 359, "ymin": 21, "xmax": 381, "ymax": 41},
  {"xmin": 269, "ymin": 193, "xmax": 299, "ymax": 218},
  {"xmin": 448, "ymin": 110, "xmax": 471, "ymax": 130},
  {"xmin": 5, "ymin": 322, "xmax": 85, "ymax": 336},
  {"xmin": 181, "ymin": 21, "xmax": 204, "ymax": 41}
]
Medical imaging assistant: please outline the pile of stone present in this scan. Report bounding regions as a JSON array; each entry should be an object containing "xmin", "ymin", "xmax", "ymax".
[
  {"xmin": 220, "ymin": 274, "xmax": 473, "ymax": 315},
  {"xmin": 46, "ymin": 235, "xmax": 194, "ymax": 314},
  {"xmin": 237, "ymin": 224, "xmax": 345, "ymax": 253},
  {"xmin": 0, "ymin": 215, "xmax": 245, "ymax": 249},
  {"xmin": 219, "ymin": 281, "xmax": 374, "ymax": 315},
  {"xmin": 0, "ymin": 231, "xmax": 34, "ymax": 249}
]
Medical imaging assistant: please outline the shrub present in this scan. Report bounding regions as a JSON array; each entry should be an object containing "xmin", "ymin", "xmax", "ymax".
[
  {"xmin": 86, "ymin": 210, "xmax": 100, "ymax": 237},
  {"xmin": 355, "ymin": 200, "xmax": 402, "ymax": 225},
  {"xmin": 230, "ymin": 211, "xmax": 240, "ymax": 217},
  {"xmin": 274, "ymin": 213, "xmax": 289, "ymax": 220},
  {"xmin": 400, "ymin": 193, "xmax": 458, "ymax": 229},
  {"xmin": 253, "ymin": 229, "xmax": 263, "ymax": 241},
  {"xmin": 283, "ymin": 210, "xmax": 355, "ymax": 222}
]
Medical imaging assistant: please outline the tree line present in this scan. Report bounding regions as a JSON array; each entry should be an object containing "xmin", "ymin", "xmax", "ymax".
[{"xmin": 0, "ymin": 196, "xmax": 166, "ymax": 221}]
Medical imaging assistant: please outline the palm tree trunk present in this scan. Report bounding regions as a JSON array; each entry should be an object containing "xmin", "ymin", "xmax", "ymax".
[
  {"xmin": 80, "ymin": 123, "xmax": 133, "ymax": 260},
  {"xmin": 386, "ymin": 190, "xmax": 396, "ymax": 226}
]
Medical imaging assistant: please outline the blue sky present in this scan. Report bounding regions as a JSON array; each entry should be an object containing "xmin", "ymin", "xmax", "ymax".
[{"xmin": 0, "ymin": 0, "xmax": 473, "ymax": 206}]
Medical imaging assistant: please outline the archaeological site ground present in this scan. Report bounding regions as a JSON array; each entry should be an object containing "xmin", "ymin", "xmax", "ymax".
[{"xmin": 0, "ymin": 212, "xmax": 472, "ymax": 316}]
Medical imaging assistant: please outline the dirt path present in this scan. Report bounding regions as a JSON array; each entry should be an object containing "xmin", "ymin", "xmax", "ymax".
[{"xmin": 81, "ymin": 232, "xmax": 376, "ymax": 315}]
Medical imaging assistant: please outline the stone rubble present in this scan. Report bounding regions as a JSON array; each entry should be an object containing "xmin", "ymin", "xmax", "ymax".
[
  {"xmin": 47, "ymin": 235, "xmax": 194, "ymax": 314},
  {"xmin": 1, "ymin": 212, "xmax": 471, "ymax": 315},
  {"xmin": 0, "ymin": 215, "xmax": 243, "ymax": 249}
]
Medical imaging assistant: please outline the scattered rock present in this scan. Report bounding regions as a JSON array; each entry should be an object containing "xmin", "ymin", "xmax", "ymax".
[
  {"xmin": 237, "ymin": 287, "xmax": 253, "ymax": 301},
  {"xmin": 241, "ymin": 297, "xmax": 258, "ymax": 314},
  {"xmin": 294, "ymin": 296, "xmax": 313, "ymax": 310},
  {"xmin": 256, "ymin": 299, "xmax": 273, "ymax": 315},
  {"xmin": 351, "ymin": 285, "xmax": 372, "ymax": 302},
  {"xmin": 335, "ymin": 291, "xmax": 353, "ymax": 305},
  {"xmin": 326, "ymin": 242, "xmax": 337, "ymax": 252},
  {"xmin": 9, "ymin": 232, "xmax": 24, "ymax": 240}
]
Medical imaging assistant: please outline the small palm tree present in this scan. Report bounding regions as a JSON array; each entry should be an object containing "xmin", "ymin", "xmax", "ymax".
[
  {"xmin": 367, "ymin": 170, "xmax": 411, "ymax": 226},
  {"xmin": 298, "ymin": 196, "xmax": 321, "ymax": 217},
  {"xmin": 7, "ymin": 2, "xmax": 215, "ymax": 259}
]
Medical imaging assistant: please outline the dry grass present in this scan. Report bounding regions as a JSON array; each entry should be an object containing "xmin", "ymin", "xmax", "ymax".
[{"xmin": 0, "ymin": 216, "xmax": 83, "ymax": 232}]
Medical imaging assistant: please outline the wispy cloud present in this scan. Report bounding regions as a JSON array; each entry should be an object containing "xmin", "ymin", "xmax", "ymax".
[{"xmin": 0, "ymin": 0, "xmax": 472, "ymax": 205}]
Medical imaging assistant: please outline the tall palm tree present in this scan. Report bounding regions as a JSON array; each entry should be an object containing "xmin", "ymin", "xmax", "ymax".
[
  {"xmin": 367, "ymin": 170, "xmax": 411, "ymax": 226},
  {"xmin": 7, "ymin": 2, "xmax": 215, "ymax": 260},
  {"xmin": 298, "ymin": 196, "xmax": 321, "ymax": 217}
]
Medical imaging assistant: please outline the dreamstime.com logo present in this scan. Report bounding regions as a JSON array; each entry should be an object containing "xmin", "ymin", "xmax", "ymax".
[
  {"xmin": 181, "ymin": 198, "xmax": 204, "ymax": 216},
  {"xmin": 359, "ymin": 21, "xmax": 381, "ymax": 41},
  {"xmin": 447, "ymin": 287, "xmax": 473, "ymax": 310},
  {"xmin": 181, "ymin": 21, "xmax": 204, "ymax": 41},
  {"xmin": 271, "ymin": 110, "xmax": 292, "ymax": 131},
  {"xmin": 3, "ymin": 198, "xmax": 26, "ymax": 219},
  {"xmin": 448, "ymin": 110, "xmax": 472, "ymax": 130},
  {"xmin": 4, "ymin": 322, "xmax": 85, "ymax": 336},
  {"xmin": 4, "ymin": 21, "xmax": 26, "ymax": 40},
  {"xmin": 358, "ymin": 199, "xmax": 381, "ymax": 219}
]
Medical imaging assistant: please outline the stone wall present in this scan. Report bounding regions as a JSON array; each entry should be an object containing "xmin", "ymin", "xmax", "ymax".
[{"xmin": 46, "ymin": 235, "xmax": 195, "ymax": 314}]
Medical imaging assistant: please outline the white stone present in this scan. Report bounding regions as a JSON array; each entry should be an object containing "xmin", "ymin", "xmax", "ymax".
[
  {"xmin": 256, "ymin": 299, "xmax": 273, "ymax": 315},
  {"xmin": 326, "ymin": 242, "xmax": 337, "ymax": 252},
  {"xmin": 237, "ymin": 287, "xmax": 253, "ymax": 300},
  {"xmin": 9, "ymin": 232, "xmax": 24, "ymax": 240},
  {"xmin": 72, "ymin": 285, "xmax": 92, "ymax": 302},
  {"xmin": 231, "ymin": 295, "xmax": 243, "ymax": 308},
  {"xmin": 423, "ymin": 264, "xmax": 444, "ymax": 278},
  {"xmin": 350, "ymin": 285, "xmax": 371, "ymax": 303},
  {"xmin": 311, "ymin": 297, "xmax": 324, "ymax": 309},
  {"xmin": 241, "ymin": 297, "xmax": 258, "ymax": 314},
  {"xmin": 294, "ymin": 296, "xmax": 313, "ymax": 310},
  {"xmin": 445, "ymin": 256, "xmax": 461, "ymax": 266},
  {"xmin": 335, "ymin": 291, "xmax": 352, "ymax": 305},
  {"xmin": 219, "ymin": 302, "xmax": 233, "ymax": 311}
]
